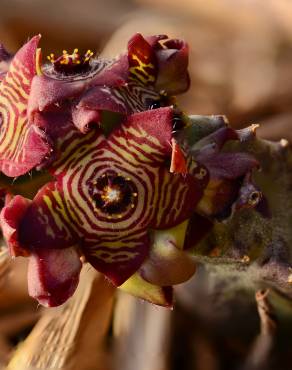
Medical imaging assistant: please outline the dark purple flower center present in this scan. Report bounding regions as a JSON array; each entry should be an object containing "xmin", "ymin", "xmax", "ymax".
[
  {"xmin": 88, "ymin": 172, "xmax": 137, "ymax": 216},
  {"xmin": 47, "ymin": 49, "xmax": 94, "ymax": 75},
  {"xmin": 43, "ymin": 49, "xmax": 113, "ymax": 81}
]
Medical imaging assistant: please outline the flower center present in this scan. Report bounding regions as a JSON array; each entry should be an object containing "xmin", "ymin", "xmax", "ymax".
[
  {"xmin": 47, "ymin": 49, "xmax": 94, "ymax": 75},
  {"xmin": 101, "ymin": 186, "xmax": 122, "ymax": 204},
  {"xmin": 89, "ymin": 172, "xmax": 137, "ymax": 217}
]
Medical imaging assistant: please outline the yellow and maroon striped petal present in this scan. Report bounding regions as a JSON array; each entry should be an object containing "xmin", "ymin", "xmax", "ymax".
[
  {"xmin": 127, "ymin": 33, "xmax": 190, "ymax": 95},
  {"xmin": 84, "ymin": 231, "xmax": 150, "ymax": 286},
  {"xmin": 0, "ymin": 35, "xmax": 51, "ymax": 177},
  {"xmin": 128, "ymin": 33, "xmax": 157, "ymax": 85},
  {"xmin": 18, "ymin": 182, "xmax": 78, "ymax": 250}
]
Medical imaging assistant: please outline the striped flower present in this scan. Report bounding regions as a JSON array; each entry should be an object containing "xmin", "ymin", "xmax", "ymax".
[
  {"xmin": 1, "ymin": 107, "xmax": 212, "ymax": 307},
  {"xmin": 0, "ymin": 33, "xmax": 189, "ymax": 177}
]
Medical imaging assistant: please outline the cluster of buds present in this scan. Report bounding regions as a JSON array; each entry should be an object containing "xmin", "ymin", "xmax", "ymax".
[{"xmin": 0, "ymin": 34, "xmax": 265, "ymax": 307}]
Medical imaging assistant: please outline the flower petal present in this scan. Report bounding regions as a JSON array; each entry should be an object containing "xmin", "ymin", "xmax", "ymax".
[
  {"xmin": 110, "ymin": 107, "xmax": 173, "ymax": 162},
  {"xmin": 71, "ymin": 105, "xmax": 101, "ymax": 133},
  {"xmin": 119, "ymin": 272, "xmax": 173, "ymax": 307},
  {"xmin": 18, "ymin": 181, "xmax": 76, "ymax": 249},
  {"xmin": 0, "ymin": 195, "xmax": 31, "ymax": 257},
  {"xmin": 84, "ymin": 230, "xmax": 150, "ymax": 286},
  {"xmin": 198, "ymin": 152, "xmax": 259, "ymax": 180},
  {"xmin": 28, "ymin": 56, "xmax": 125, "ymax": 116},
  {"xmin": 155, "ymin": 39, "xmax": 190, "ymax": 95},
  {"xmin": 75, "ymin": 85, "xmax": 128, "ymax": 117},
  {"xmin": 0, "ymin": 35, "xmax": 51, "ymax": 176},
  {"xmin": 128, "ymin": 33, "xmax": 156, "ymax": 85},
  {"xmin": 28, "ymin": 75, "xmax": 86, "ymax": 114},
  {"xmin": 28, "ymin": 246, "xmax": 82, "ymax": 307}
]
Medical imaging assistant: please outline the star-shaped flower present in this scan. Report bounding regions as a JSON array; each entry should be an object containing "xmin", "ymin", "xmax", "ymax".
[{"xmin": 1, "ymin": 107, "xmax": 211, "ymax": 306}]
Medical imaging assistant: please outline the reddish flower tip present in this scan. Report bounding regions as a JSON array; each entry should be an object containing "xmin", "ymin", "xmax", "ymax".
[
  {"xmin": 0, "ymin": 195, "xmax": 31, "ymax": 257},
  {"xmin": 170, "ymin": 138, "xmax": 188, "ymax": 174},
  {"xmin": 28, "ymin": 247, "xmax": 82, "ymax": 307}
]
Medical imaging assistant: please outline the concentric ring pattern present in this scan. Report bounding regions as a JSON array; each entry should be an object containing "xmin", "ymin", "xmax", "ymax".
[{"xmin": 19, "ymin": 108, "xmax": 209, "ymax": 284}]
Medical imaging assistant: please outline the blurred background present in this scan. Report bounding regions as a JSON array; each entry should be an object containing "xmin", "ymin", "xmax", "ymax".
[{"xmin": 1, "ymin": 1, "xmax": 292, "ymax": 369}]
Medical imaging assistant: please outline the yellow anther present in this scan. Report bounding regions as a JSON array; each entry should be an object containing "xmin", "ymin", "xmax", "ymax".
[
  {"xmin": 74, "ymin": 48, "xmax": 79, "ymax": 54},
  {"xmin": 63, "ymin": 50, "xmax": 68, "ymax": 54}
]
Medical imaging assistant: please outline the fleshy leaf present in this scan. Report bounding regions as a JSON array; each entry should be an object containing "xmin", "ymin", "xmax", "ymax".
[{"xmin": 140, "ymin": 221, "xmax": 197, "ymax": 286}]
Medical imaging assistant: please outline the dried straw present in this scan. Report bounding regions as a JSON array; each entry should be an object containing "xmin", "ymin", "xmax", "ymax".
[{"xmin": 6, "ymin": 267, "xmax": 115, "ymax": 370}]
